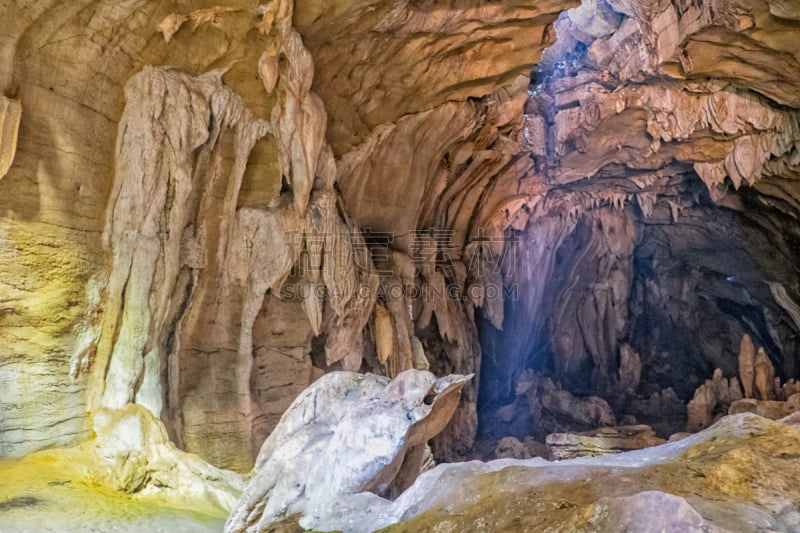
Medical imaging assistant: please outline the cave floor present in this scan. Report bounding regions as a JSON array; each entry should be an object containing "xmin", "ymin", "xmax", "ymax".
[
  {"xmin": 2, "ymin": 414, "xmax": 800, "ymax": 532},
  {"xmin": 0, "ymin": 451, "xmax": 225, "ymax": 533},
  {"xmin": 380, "ymin": 414, "xmax": 800, "ymax": 532}
]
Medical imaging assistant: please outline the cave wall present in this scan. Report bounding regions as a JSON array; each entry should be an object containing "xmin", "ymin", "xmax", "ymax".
[
  {"xmin": 2, "ymin": 0, "xmax": 800, "ymax": 467},
  {"xmin": 0, "ymin": 0, "xmax": 574, "ymax": 466},
  {"xmin": 0, "ymin": 0, "xmax": 351, "ymax": 465}
]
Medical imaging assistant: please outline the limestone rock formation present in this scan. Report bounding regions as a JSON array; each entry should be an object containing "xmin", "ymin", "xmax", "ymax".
[
  {"xmin": 479, "ymin": 0, "xmax": 800, "ymax": 441},
  {"xmin": 0, "ymin": 404, "xmax": 245, "ymax": 527},
  {"xmin": 378, "ymin": 414, "xmax": 800, "ymax": 533},
  {"xmin": 224, "ymin": 370, "xmax": 470, "ymax": 532},
  {"xmin": 686, "ymin": 368, "xmax": 743, "ymax": 432},
  {"xmin": 736, "ymin": 334, "xmax": 800, "ymax": 399},
  {"xmin": 729, "ymin": 393, "xmax": 800, "ymax": 421},
  {"xmin": 738, "ymin": 334, "xmax": 756, "ymax": 399},
  {"xmin": 618, "ymin": 343, "xmax": 642, "ymax": 393},
  {"xmin": 510, "ymin": 371, "xmax": 617, "ymax": 441},
  {"xmin": 628, "ymin": 388, "xmax": 685, "ymax": 423},
  {"xmin": 218, "ymin": 413, "xmax": 800, "ymax": 532},
  {"xmin": 754, "ymin": 347, "xmax": 777, "ymax": 401},
  {"xmin": 781, "ymin": 379, "xmax": 800, "ymax": 400},
  {"xmin": 0, "ymin": 451, "xmax": 230, "ymax": 532},
  {"xmin": 540, "ymin": 388, "xmax": 617, "ymax": 428},
  {"xmin": 85, "ymin": 404, "xmax": 246, "ymax": 513},
  {"xmin": 493, "ymin": 436, "xmax": 528, "ymax": 460},
  {"xmin": 62, "ymin": 1, "xmax": 380, "ymax": 472},
  {"xmin": 688, "ymin": 335, "xmax": 800, "ymax": 431},
  {"xmin": 493, "ymin": 436, "xmax": 548, "ymax": 460},
  {"xmin": 1, "ymin": 0, "xmax": 576, "ymax": 467},
  {"xmin": 546, "ymin": 424, "xmax": 665, "ymax": 460}
]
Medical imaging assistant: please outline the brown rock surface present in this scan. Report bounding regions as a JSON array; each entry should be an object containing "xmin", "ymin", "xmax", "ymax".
[
  {"xmin": 494, "ymin": 436, "xmax": 548, "ymax": 460},
  {"xmin": 224, "ymin": 370, "xmax": 471, "ymax": 531},
  {"xmin": 0, "ymin": 95, "xmax": 20, "ymax": 179},
  {"xmin": 729, "ymin": 393, "xmax": 800, "ymax": 420},
  {"xmin": 0, "ymin": 0, "xmax": 582, "ymax": 466},
  {"xmin": 754, "ymin": 347, "xmax": 777, "ymax": 401},
  {"xmin": 686, "ymin": 368, "xmax": 743, "ymax": 432},
  {"xmin": 480, "ymin": 0, "xmax": 800, "ymax": 448},
  {"xmin": 738, "ymin": 334, "xmax": 756, "ymax": 399}
]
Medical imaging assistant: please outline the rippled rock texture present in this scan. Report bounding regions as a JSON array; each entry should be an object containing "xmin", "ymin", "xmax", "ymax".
[{"xmin": 0, "ymin": 0, "xmax": 574, "ymax": 466}]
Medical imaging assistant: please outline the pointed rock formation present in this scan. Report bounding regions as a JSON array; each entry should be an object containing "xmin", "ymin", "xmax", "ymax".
[
  {"xmin": 62, "ymin": 2, "xmax": 383, "ymax": 471},
  {"xmin": 738, "ymin": 334, "xmax": 755, "ymax": 399},
  {"xmin": 618, "ymin": 343, "xmax": 641, "ymax": 393},
  {"xmin": 686, "ymin": 368, "xmax": 742, "ymax": 432},
  {"xmin": 754, "ymin": 348, "xmax": 777, "ymax": 401}
]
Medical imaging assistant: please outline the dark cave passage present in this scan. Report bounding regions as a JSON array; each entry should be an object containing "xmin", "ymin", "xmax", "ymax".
[
  {"xmin": 475, "ymin": 172, "xmax": 800, "ymax": 453},
  {"xmin": 466, "ymin": 0, "xmax": 800, "ymax": 459}
]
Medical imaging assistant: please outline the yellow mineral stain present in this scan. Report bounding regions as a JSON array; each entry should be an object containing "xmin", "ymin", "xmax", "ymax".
[{"xmin": 0, "ymin": 449, "xmax": 226, "ymax": 532}]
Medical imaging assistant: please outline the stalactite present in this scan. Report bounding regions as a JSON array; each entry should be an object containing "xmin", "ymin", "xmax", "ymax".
[{"xmin": 68, "ymin": 2, "xmax": 381, "ymax": 470}]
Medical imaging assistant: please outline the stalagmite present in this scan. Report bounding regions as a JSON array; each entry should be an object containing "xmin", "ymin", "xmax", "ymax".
[
  {"xmin": 618, "ymin": 343, "xmax": 641, "ymax": 393},
  {"xmin": 754, "ymin": 348, "xmax": 777, "ymax": 401},
  {"xmin": 687, "ymin": 381, "xmax": 716, "ymax": 433},
  {"xmin": 0, "ymin": 95, "xmax": 20, "ymax": 179},
  {"xmin": 374, "ymin": 303, "xmax": 394, "ymax": 366},
  {"xmin": 410, "ymin": 336, "xmax": 430, "ymax": 371},
  {"xmin": 738, "ymin": 334, "xmax": 756, "ymax": 399},
  {"xmin": 686, "ymin": 368, "xmax": 743, "ymax": 432}
]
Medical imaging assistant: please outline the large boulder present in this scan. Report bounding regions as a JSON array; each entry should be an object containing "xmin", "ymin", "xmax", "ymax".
[
  {"xmin": 225, "ymin": 370, "xmax": 471, "ymax": 532},
  {"xmin": 541, "ymin": 389, "xmax": 617, "ymax": 427}
]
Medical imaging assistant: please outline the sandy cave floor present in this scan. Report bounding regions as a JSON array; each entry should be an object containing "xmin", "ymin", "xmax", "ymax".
[{"xmin": 0, "ymin": 451, "xmax": 225, "ymax": 533}]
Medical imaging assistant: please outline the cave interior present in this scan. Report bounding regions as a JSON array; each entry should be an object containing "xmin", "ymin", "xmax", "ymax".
[{"xmin": 2, "ymin": 0, "xmax": 800, "ymax": 531}]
